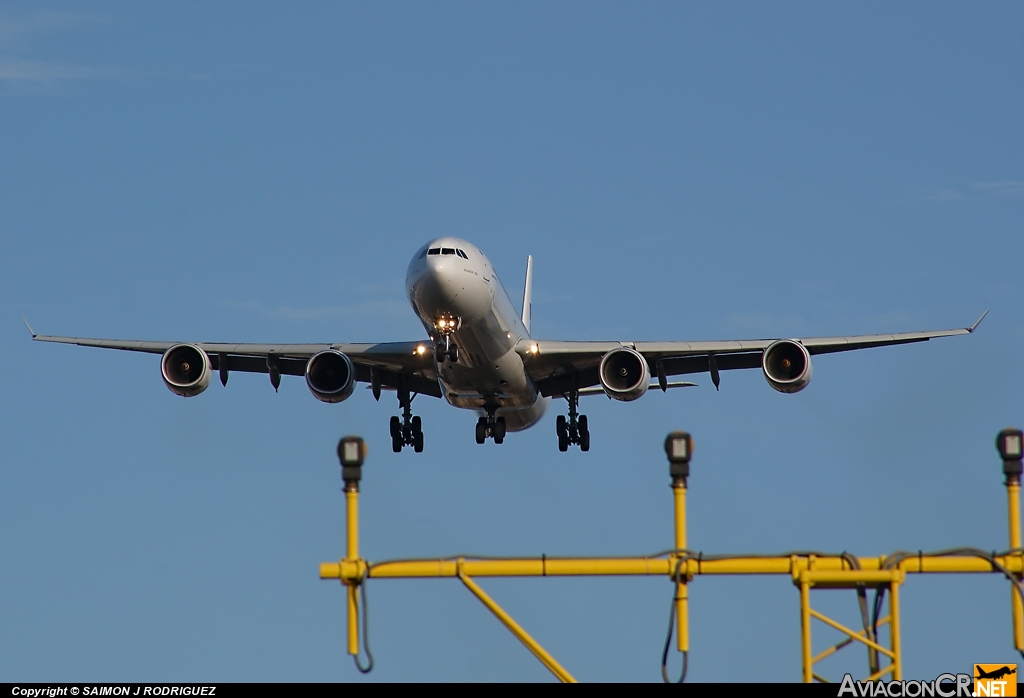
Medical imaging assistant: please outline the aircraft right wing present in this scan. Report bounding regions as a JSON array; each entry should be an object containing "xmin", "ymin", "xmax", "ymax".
[{"xmin": 520, "ymin": 312, "xmax": 987, "ymax": 397}]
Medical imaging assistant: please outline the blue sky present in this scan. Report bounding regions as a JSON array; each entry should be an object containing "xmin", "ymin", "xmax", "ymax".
[{"xmin": 1, "ymin": 2, "xmax": 1022, "ymax": 683}]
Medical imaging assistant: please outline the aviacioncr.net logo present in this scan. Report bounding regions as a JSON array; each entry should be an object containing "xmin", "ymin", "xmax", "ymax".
[{"xmin": 838, "ymin": 673, "xmax": 973, "ymax": 697}]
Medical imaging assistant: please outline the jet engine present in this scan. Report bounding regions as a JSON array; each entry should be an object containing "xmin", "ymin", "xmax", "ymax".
[
  {"xmin": 599, "ymin": 347, "xmax": 651, "ymax": 401},
  {"xmin": 161, "ymin": 344, "xmax": 212, "ymax": 397},
  {"xmin": 305, "ymin": 350, "xmax": 356, "ymax": 403},
  {"xmin": 762, "ymin": 339, "xmax": 813, "ymax": 394}
]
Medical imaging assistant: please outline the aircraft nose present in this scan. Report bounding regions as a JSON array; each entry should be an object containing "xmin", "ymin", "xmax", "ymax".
[
  {"xmin": 423, "ymin": 256, "xmax": 460, "ymax": 303},
  {"xmin": 413, "ymin": 252, "xmax": 491, "ymax": 322}
]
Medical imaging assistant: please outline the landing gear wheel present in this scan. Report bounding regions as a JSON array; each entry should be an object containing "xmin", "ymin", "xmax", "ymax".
[
  {"xmin": 475, "ymin": 419, "xmax": 487, "ymax": 444},
  {"xmin": 390, "ymin": 415, "xmax": 401, "ymax": 440},
  {"xmin": 435, "ymin": 346, "xmax": 446, "ymax": 363},
  {"xmin": 413, "ymin": 430, "xmax": 424, "ymax": 453},
  {"xmin": 411, "ymin": 415, "xmax": 422, "ymax": 434},
  {"xmin": 556, "ymin": 415, "xmax": 569, "ymax": 452},
  {"xmin": 578, "ymin": 414, "xmax": 590, "ymax": 451},
  {"xmin": 447, "ymin": 345, "xmax": 459, "ymax": 363},
  {"xmin": 493, "ymin": 417, "xmax": 506, "ymax": 444},
  {"xmin": 392, "ymin": 434, "xmax": 403, "ymax": 453}
]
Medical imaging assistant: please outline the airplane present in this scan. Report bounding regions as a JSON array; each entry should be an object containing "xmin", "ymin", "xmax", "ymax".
[
  {"xmin": 27, "ymin": 237, "xmax": 987, "ymax": 453},
  {"xmin": 975, "ymin": 666, "xmax": 1016, "ymax": 681}
]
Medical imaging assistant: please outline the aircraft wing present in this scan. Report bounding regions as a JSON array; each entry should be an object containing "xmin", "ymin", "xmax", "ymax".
[
  {"xmin": 522, "ymin": 312, "xmax": 986, "ymax": 397},
  {"xmin": 28, "ymin": 331, "xmax": 442, "ymax": 397}
]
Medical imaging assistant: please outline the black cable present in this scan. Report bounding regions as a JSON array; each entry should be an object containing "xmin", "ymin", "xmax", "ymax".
[
  {"xmin": 882, "ymin": 547, "xmax": 1024, "ymax": 663},
  {"xmin": 352, "ymin": 569, "xmax": 374, "ymax": 674},
  {"xmin": 661, "ymin": 559, "xmax": 688, "ymax": 683}
]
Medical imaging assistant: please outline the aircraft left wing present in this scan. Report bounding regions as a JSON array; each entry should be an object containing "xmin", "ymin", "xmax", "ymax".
[
  {"xmin": 521, "ymin": 312, "xmax": 986, "ymax": 397},
  {"xmin": 28, "ymin": 330, "xmax": 442, "ymax": 397}
]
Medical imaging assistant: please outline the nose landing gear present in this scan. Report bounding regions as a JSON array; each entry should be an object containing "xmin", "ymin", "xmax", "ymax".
[
  {"xmin": 434, "ymin": 316, "xmax": 460, "ymax": 364},
  {"xmin": 556, "ymin": 388, "xmax": 589, "ymax": 452},
  {"xmin": 475, "ymin": 410, "xmax": 507, "ymax": 444},
  {"xmin": 435, "ymin": 334, "xmax": 459, "ymax": 364},
  {"xmin": 390, "ymin": 381, "xmax": 424, "ymax": 453}
]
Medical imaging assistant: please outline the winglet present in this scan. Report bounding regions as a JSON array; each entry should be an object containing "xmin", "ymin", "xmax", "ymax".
[
  {"xmin": 22, "ymin": 317, "xmax": 37, "ymax": 339},
  {"xmin": 968, "ymin": 309, "xmax": 989, "ymax": 333}
]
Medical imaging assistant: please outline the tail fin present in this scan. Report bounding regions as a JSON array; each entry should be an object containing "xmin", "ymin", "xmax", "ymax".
[{"xmin": 522, "ymin": 255, "xmax": 533, "ymax": 334}]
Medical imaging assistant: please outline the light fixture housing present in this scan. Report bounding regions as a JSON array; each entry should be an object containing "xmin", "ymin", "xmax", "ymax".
[
  {"xmin": 337, "ymin": 435, "xmax": 367, "ymax": 483},
  {"xmin": 997, "ymin": 428, "xmax": 1024, "ymax": 477},
  {"xmin": 664, "ymin": 431, "xmax": 693, "ymax": 481}
]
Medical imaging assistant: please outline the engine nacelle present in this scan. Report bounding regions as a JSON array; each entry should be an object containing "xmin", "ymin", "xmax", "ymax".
[
  {"xmin": 599, "ymin": 347, "xmax": 651, "ymax": 401},
  {"xmin": 762, "ymin": 339, "xmax": 813, "ymax": 394},
  {"xmin": 305, "ymin": 350, "xmax": 356, "ymax": 403},
  {"xmin": 161, "ymin": 344, "xmax": 212, "ymax": 397}
]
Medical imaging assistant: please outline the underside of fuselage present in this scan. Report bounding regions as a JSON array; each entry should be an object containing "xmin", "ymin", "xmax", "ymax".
[{"xmin": 405, "ymin": 237, "xmax": 548, "ymax": 432}]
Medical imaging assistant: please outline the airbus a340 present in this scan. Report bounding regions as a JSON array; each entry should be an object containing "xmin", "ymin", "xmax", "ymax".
[{"xmin": 28, "ymin": 238, "xmax": 986, "ymax": 452}]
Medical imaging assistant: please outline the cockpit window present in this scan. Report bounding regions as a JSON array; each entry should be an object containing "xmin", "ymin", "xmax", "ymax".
[
  {"xmin": 427, "ymin": 248, "xmax": 441, "ymax": 255},
  {"xmin": 456, "ymin": 249, "xmax": 468, "ymax": 259},
  {"xmin": 441, "ymin": 248, "xmax": 456, "ymax": 255}
]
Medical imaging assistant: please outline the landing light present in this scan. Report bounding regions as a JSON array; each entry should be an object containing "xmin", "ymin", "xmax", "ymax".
[
  {"xmin": 997, "ymin": 428, "xmax": 1023, "ymax": 479},
  {"xmin": 664, "ymin": 431, "xmax": 693, "ymax": 482},
  {"xmin": 530, "ymin": 344, "xmax": 538, "ymax": 354},
  {"xmin": 665, "ymin": 431, "xmax": 692, "ymax": 464},
  {"xmin": 338, "ymin": 435, "xmax": 366, "ymax": 467},
  {"xmin": 998, "ymin": 429, "xmax": 1023, "ymax": 460},
  {"xmin": 338, "ymin": 435, "xmax": 367, "ymax": 485},
  {"xmin": 415, "ymin": 345, "xmax": 426, "ymax": 355}
]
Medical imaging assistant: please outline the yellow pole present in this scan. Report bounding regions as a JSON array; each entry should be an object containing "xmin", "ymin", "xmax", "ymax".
[
  {"xmin": 346, "ymin": 485, "xmax": 359, "ymax": 656},
  {"xmin": 889, "ymin": 578, "xmax": 901, "ymax": 681},
  {"xmin": 674, "ymin": 484, "xmax": 687, "ymax": 552},
  {"xmin": 1008, "ymin": 477, "xmax": 1024, "ymax": 649},
  {"xmin": 457, "ymin": 565, "xmax": 576, "ymax": 683},
  {"xmin": 673, "ymin": 482, "xmax": 689, "ymax": 653},
  {"xmin": 800, "ymin": 579, "xmax": 812, "ymax": 683}
]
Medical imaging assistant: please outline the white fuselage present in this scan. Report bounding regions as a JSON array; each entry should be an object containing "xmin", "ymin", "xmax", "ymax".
[{"xmin": 405, "ymin": 238, "xmax": 548, "ymax": 431}]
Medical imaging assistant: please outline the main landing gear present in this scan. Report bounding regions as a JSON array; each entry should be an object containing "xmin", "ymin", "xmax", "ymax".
[
  {"xmin": 390, "ymin": 382, "xmax": 424, "ymax": 453},
  {"xmin": 557, "ymin": 389, "xmax": 589, "ymax": 452},
  {"xmin": 476, "ymin": 409, "xmax": 507, "ymax": 445}
]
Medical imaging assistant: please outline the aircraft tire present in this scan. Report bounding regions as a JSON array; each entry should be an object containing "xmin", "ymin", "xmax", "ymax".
[
  {"xmin": 390, "ymin": 416, "xmax": 401, "ymax": 439},
  {"xmin": 392, "ymin": 434, "xmax": 403, "ymax": 453},
  {"xmin": 413, "ymin": 431, "xmax": 424, "ymax": 453},
  {"xmin": 475, "ymin": 420, "xmax": 487, "ymax": 444}
]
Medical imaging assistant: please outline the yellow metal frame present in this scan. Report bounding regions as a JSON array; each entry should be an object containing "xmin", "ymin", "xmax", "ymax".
[{"xmin": 322, "ymin": 467, "xmax": 1024, "ymax": 682}]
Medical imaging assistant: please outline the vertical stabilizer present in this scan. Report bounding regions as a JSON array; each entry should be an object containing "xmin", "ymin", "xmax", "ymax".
[{"xmin": 522, "ymin": 255, "xmax": 533, "ymax": 334}]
